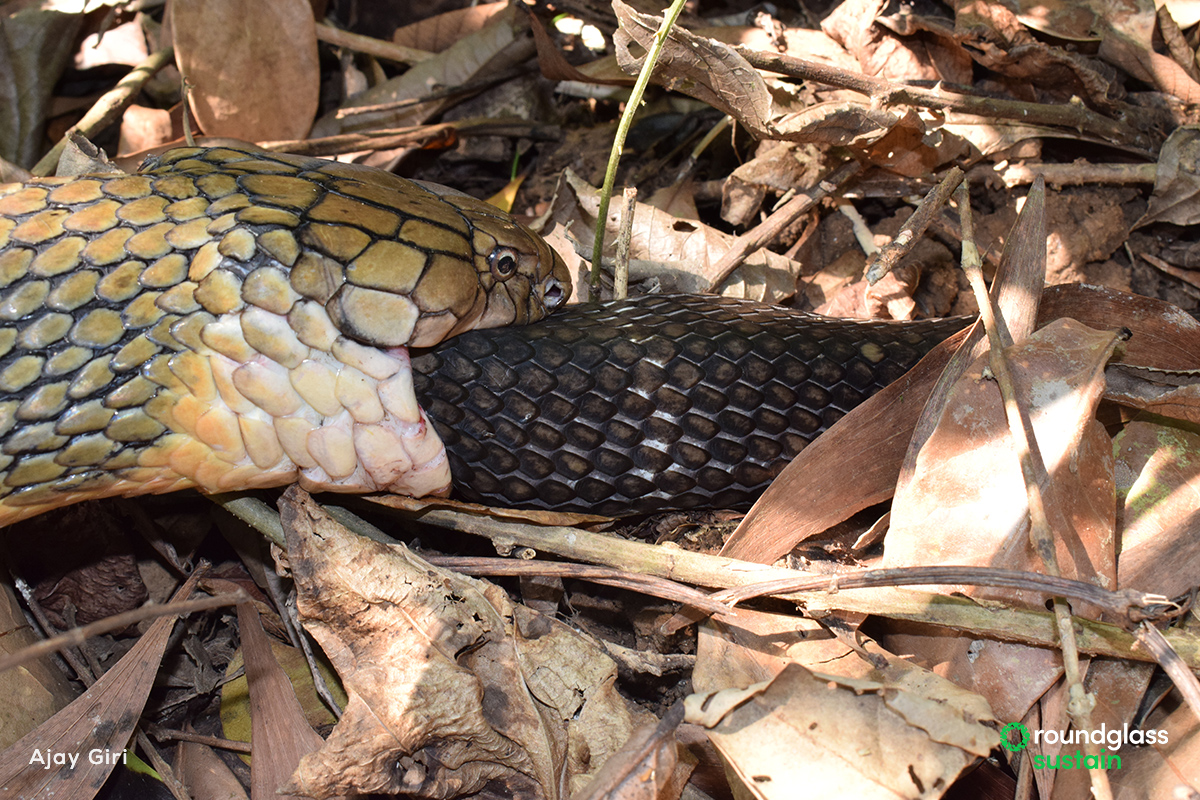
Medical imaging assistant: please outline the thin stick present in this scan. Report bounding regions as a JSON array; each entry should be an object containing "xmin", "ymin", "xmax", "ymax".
[
  {"xmin": 706, "ymin": 159, "xmax": 861, "ymax": 292},
  {"xmin": 0, "ymin": 591, "xmax": 247, "ymax": 675},
  {"xmin": 316, "ymin": 21, "xmax": 433, "ymax": 65},
  {"xmin": 33, "ymin": 48, "xmax": 174, "ymax": 176},
  {"xmin": 613, "ymin": 187, "xmax": 637, "ymax": 299},
  {"xmin": 866, "ymin": 167, "xmax": 962, "ymax": 284},
  {"xmin": 735, "ymin": 47, "xmax": 1146, "ymax": 148},
  {"xmin": 398, "ymin": 506, "xmax": 1196, "ymax": 665},
  {"xmin": 957, "ymin": 180, "xmax": 1111, "ymax": 800}
]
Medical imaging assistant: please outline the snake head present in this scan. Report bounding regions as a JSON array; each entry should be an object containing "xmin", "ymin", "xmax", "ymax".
[
  {"xmin": 436, "ymin": 191, "xmax": 571, "ymax": 332},
  {"xmin": 292, "ymin": 167, "xmax": 572, "ymax": 350},
  {"xmin": 480, "ymin": 217, "xmax": 571, "ymax": 327}
]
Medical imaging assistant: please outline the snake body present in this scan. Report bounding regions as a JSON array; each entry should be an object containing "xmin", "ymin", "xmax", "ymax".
[
  {"xmin": 0, "ymin": 147, "xmax": 963, "ymax": 523},
  {"xmin": 412, "ymin": 294, "xmax": 967, "ymax": 515}
]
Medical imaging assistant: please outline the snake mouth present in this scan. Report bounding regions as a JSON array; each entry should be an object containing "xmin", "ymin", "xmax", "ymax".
[{"xmin": 541, "ymin": 276, "xmax": 567, "ymax": 311}]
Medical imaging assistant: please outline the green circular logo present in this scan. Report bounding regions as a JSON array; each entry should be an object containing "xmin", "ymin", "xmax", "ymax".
[{"xmin": 1000, "ymin": 722, "xmax": 1030, "ymax": 752}]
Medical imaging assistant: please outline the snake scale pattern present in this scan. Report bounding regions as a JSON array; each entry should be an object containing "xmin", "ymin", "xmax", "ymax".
[
  {"xmin": 413, "ymin": 295, "xmax": 966, "ymax": 515},
  {"xmin": 0, "ymin": 146, "xmax": 963, "ymax": 523}
]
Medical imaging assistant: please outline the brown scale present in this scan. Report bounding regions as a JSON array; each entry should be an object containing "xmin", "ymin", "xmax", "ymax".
[{"xmin": 0, "ymin": 146, "xmax": 569, "ymax": 525}]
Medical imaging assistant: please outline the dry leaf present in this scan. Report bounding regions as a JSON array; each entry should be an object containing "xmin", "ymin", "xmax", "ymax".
[
  {"xmin": 0, "ymin": 575, "xmax": 197, "ymax": 797},
  {"xmin": 770, "ymin": 101, "xmax": 902, "ymax": 148},
  {"xmin": 1011, "ymin": 0, "xmax": 1153, "ymax": 41},
  {"xmin": 1104, "ymin": 364, "xmax": 1200, "ymax": 424},
  {"xmin": 1100, "ymin": 29, "xmax": 1200, "ymax": 103},
  {"xmin": 824, "ymin": 0, "xmax": 970, "ymax": 84},
  {"xmin": 1041, "ymin": 658, "xmax": 1156, "ymax": 799},
  {"xmin": 1040, "ymin": 283, "xmax": 1200, "ymax": 371},
  {"xmin": 693, "ymin": 608, "xmax": 853, "ymax": 693},
  {"xmin": 278, "ymin": 487, "xmax": 642, "ymax": 799},
  {"xmin": 314, "ymin": 5, "xmax": 531, "ymax": 139},
  {"xmin": 1105, "ymin": 672, "xmax": 1200, "ymax": 797},
  {"xmin": 0, "ymin": 581, "xmax": 76, "ymax": 750},
  {"xmin": 880, "ymin": 320, "xmax": 1121, "ymax": 721},
  {"xmin": 882, "ymin": 319, "xmax": 1121, "ymax": 593},
  {"xmin": 612, "ymin": 0, "xmax": 774, "ymax": 139},
  {"xmin": 570, "ymin": 705, "xmax": 685, "ymax": 800},
  {"xmin": 219, "ymin": 614, "xmax": 342, "ymax": 757},
  {"xmin": 237, "ymin": 604, "xmax": 334, "ymax": 800},
  {"xmin": 1137, "ymin": 124, "xmax": 1200, "ymax": 227},
  {"xmin": 685, "ymin": 658, "xmax": 997, "ymax": 800},
  {"xmin": 175, "ymin": 738, "xmax": 249, "ymax": 800},
  {"xmin": 172, "ymin": 0, "xmax": 319, "ymax": 142},
  {"xmin": 392, "ymin": 2, "xmax": 509, "ymax": 53},
  {"xmin": 1113, "ymin": 417, "xmax": 1200, "ymax": 598},
  {"xmin": 0, "ymin": 8, "xmax": 83, "ymax": 165},
  {"xmin": 546, "ymin": 169, "xmax": 799, "ymax": 301}
]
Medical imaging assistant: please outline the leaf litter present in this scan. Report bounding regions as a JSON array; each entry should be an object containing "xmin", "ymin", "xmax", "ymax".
[{"xmin": 1, "ymin": 0, "xmax": 1200, "ymax": 798}]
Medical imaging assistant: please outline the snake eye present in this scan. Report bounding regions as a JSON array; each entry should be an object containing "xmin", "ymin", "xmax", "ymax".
[{"xmin": 489, "ymin": 247, "xmax": 519, "ymax": 280}]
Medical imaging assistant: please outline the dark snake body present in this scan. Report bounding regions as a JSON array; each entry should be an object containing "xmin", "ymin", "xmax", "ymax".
[{"xmin": 413, "ymin": 294, "xmax": 970, "ymax": 515}]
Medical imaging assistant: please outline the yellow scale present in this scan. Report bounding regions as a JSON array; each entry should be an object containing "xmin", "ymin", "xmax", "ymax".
[{"xmin": 0, "ymin": 146, "xmax": 570, "ymax": 525}]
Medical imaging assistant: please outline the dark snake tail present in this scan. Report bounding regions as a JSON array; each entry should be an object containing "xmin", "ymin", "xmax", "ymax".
[{"xmin": 412, "ymin": 294, "xmax": 971, "ymax": 516}]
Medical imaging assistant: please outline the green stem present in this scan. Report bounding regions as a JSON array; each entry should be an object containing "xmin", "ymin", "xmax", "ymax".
[{"xmin": 589, "ymin": 0, "xmax": 689, "ymax": 299}]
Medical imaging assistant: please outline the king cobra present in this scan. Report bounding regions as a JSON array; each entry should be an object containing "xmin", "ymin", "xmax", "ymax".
[{"xmin": 0, "ymin": 146, "xmax": 965, "ymax": 525}]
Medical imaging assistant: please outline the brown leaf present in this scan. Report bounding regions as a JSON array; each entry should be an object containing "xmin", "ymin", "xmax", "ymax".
[
  {"xmin": 693, "ymin": 608, "xmax": 853, "ymax": 693},
  {"xmin": 313, "ymin": 5, "xmax": 531, "ymax": 139},
  {"xmin": 858, "ymin": 108, "xmax": 939, "ymax": 177},
  {"xmin": 1104, "ymin": 366, "xmax": 1200, "ymax": 424},
  {"xmin": 877, "ymin": 318, "xmax": 1122, "ymax": 723},
  {"xmin": 1138, "ymin": 124, "xmax": 1200, "ymax": 227},
  {"xmin": 235, "ymin": 605, "xmax": 333, "ymax": 800},
  {"xmin": 1106, "ymin": 679, "xmax": 1200, "ymax": 796},
  {"xmin": 1099, "ymin": 28, "xmax": 1200, "ymax": 104},
  {"xmin": 686, "ymin": 658, "xmax": 997, "ymax": 800},
  {"xmin": 1113, "ymin": 417, "xmax": 1200, "ymax": 598},
  {"xmin": 1039, "ymin": 283, "xmax": 1200, "ymax": 370},
  {"xmin": 882, "ymin": 319, "xmax": 1122, "ymax": 593},
  {"xmin": 0, "ymin": 573, "xmax": 200, "ymax": 797},
  {"xmin": 392, "ymin": 2, "xmax": 509, "ymax": 53},
  {"xmin": 771, "ymin": 102, "xmax": 900, "ymax": 147},
  {"xmin": 278, "ymin": 487, "xmax": 641, "ymax": 799},
  {"xmin": 172, "ymin": 0, "xmax": 319, "ymax": 141},
  {"xmin": 569, "ymin": 704, "xmax": 684, "ymax": 800},
  {"xmin": 611, "ymin": 0, "xmax": 774, "ymax": 139},
  {"xmin": 825, "ymin": 0, "xmax": 971, "ymax": 85},
  {"xmin": 175, "ymin": 738, "xmax": 249, "ymax": 800},
  {"xmin": 0, "ymin": 581, "xmax": 76, "ymax": 750},
  {"xmin": 546, "ymin": 169, "xmax": 799, "ymax": 301},
  {"xmin": 720, "ymin": 141, "xmax": 823, "ymax": 226}
]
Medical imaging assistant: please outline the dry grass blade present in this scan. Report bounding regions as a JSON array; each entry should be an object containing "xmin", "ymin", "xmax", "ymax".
[
  {"xmin": 237, "ymin": 603, "xmax": 332, "ymax": 800},
  {"xmin": 0, "ymin": 569, "xmax": 202, "ymax": 797}
]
